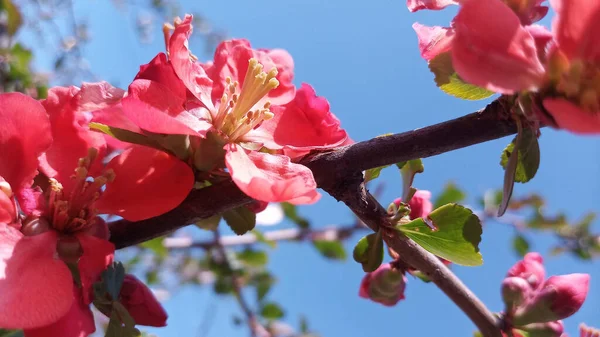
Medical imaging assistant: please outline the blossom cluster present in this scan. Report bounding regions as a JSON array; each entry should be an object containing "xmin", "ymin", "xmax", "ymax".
[
  {"xmin": 411, "ymin": 0, "xmax": 600, "ymax": 134},
  {"xmin": 0, "ymin": 14, "xmax": 350, "ymax": 336}
]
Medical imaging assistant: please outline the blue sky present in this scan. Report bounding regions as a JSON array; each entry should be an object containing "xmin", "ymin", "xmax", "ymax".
[{"xmin": 22, "ymin": 0, "xmax": 599, "ymax": 336}]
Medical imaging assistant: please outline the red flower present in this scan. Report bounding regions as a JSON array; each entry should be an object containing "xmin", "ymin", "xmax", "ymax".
[
  {"xmin": 119, "ymin": 275, "xmax": 168, "ymax": 327},
  {"xmin": 121, "ymin": 15, "xmax": 349, "ymax": 204},
  {"xmin": 359, "ymin": 264, "xmax": 407, "ymax": 306}
]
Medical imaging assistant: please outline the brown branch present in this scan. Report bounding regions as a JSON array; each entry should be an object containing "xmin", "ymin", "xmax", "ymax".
[{"xmin": 109, "ymin": 96, "xmax": 516, "ymax": 248}]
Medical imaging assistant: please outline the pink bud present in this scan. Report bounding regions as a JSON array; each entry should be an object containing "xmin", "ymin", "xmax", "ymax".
[
  {"xmin": 513, "ymin": 274, "xmax": 590, "ymax": 325},
  {"xmin": 507, "ymin": 253, "xmax": 546, "ymax": 290},
  {"xmin": 359, "ymin": 264, "xmax": 406, "ymax": 306},
  {"xmin": 394, "ymin": 189, "xmax": 433, "ymax": 220},
  {"xmin": 120, "ymin": 274, "xmax": 168, "ymax": 327},
  {"xmin": 502, "ymin": 276, "xmax": 532, "ymax": 310},
  {"xmin": 519, "ymin": 321, "xmax": 564, "ymax": 337}
]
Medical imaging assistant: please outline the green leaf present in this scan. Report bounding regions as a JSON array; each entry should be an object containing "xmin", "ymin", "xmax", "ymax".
[
  {"xmin": 352, "ymin": 231, "xmax": 384, "ymax": 272},
  {"xmin": 396, "ymin": 204, "xmax": 483, "ymax": 266},
  {"xmin": 139, "ymin": 237, "xmax": 167, "ymax": 258},
  {"xmin": 364, "ymin": 165, "xmax": 390, "ymax": 183},
  {"xmin": 260, "ymin": 302, "xmax": 285, "ymax": 320},
  {"xmin": 281, "ymin": 202, "xmax": 310, "ymax": 228},
  {"xmin": 106, "ymin": 305, "xmax": 142, "ymax": 337},
  {"xmin": 250, "ymin": 272, "xmax": 275, "ymax": 302},
  {"xmin": 512, "ymin": 234, "xmax": 530, "ymax": 257},
  {"xmin": 214, "ymin": 275, "xmax": 234, "ymax": 294},
  {"xmin": 102, "ymin": 262, "xmax": 126, "ymax": 300},
  {"xmin": 195, "ymin": 215, "xmax": 221, "ymax": 231},
  {"xmin": 0, "ymin": 330, "xmax": 24, "ymax": 337},
  {"xmin": 401, "ymin": 159, "xmax": 424, "ymax": 201},
  {"xmin": 313, "ymin": 240, "xmax": 347, "ymax": 260},
  {"xmin": 434, "ymin": 182, "xmax": 466, "ymax": 209},
  {"xmin": 8, "ymin": 44, "xmax": 32, "ymax": 85},
  {"xmin": 89, "ymin": 122, "xmax": 163, "ymax": 151},
  {"xmin": 252, "ymin": 229, "xmax": 276, "ymax": 248},
  {"xmin": 428, "ymin": 52, "xmax": 495, "ymax": 100},
  {"xmin": 236, "ymin": 249, "xmax": 268, "ymax": 267},
  {"xmin": 500, "ymin": 127, "xmax": 540, "ymax": 184},
  {"xmin": 1, "ymin": 0, "xmax": 22, "ymax": 36},
  {"xmin": 223, "ymin": 206, "xmax": 256, "ymax": 235}
]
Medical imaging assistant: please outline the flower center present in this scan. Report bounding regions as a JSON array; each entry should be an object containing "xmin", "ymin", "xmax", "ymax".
[
  {"xmin": 212, "ymin": 58, "xmax": 279, "ymax": 142},
  {"xmin": 46, "ymin": 148, "xmax": 115, "ymax": 234},
  {"xmin": 548, "ymin": 50, "xmax": 600, "ymax": 112}
]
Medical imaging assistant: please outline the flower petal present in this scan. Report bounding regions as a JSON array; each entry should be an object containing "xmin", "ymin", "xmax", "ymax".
[
  {"xmin": 407, "ymin": 0, "xmax": 457, "ymax": 12},
  {"xmin": 543, "ymin": 98, "xmax": 600, "ymax": 134},
  {"xmin": 95, "ymin": 145, "xmax": 194, "ymax": 221},
  {"xmin": 225, "ymin": 144, "xmax": 319, "ymax": 204},
  {"xmin": 39, "ymin": 86, "xmax": 107, "ymax": 189},
  {"xmin": 413, "ymin": 23, "xmax": 455, "ymax": 62},
  {"xmin": 120, "ymin": 274, "xmax": 168, "ymax": 327},
  {"xmin": 169, "ymin": 15, "xmax": 215, "ymax": 109},
  {"xmin": 0, "ymin": 225, "xmax": 73, "ymax": 329},
  {"xmin": 76, "ymin": 234, "xmax": 115, "ymax": 304},
  {"xmin": 24, "ymin": 288, "xmax": 95, "ymax": 337},
  {"xmin": 249, "ymin": 83, "xmax": 348, "ymax": 158},
  {"xmin": 550, "ymin": 0, "xmax": 600, "ymax": 60},
  {"xmin": 75, "ymin": 81, "xmax": 125, "ymax": 112},
  {"xmin": 123, "ymin": 79, "xmax": 212, "ymax": 137},
  {"xmin": 452, "ymin": 0, "xmax": 545, "ymax": 94},
  {"xmin": 0, "ymin": 93, "xmax": 52, "ymax": 193}
]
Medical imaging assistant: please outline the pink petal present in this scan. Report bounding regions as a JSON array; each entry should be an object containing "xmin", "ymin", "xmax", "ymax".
[
  {"xmin": 75, "ymin": 81, "xmax": 125, "ymax": 112},
  {"xmin": 225, "ymin": 143, "xmax": 319, "ymax": 204},
  {"xmin": 452, "ymin": 0, "xmax": 545, "ymax": 94},
  {"xmin": 95, "ymin": 145, "xmax": 194, "ymax": 221},
  {"xmin": 413, "ymin": 23, "xmax": 455, "ymax": 62},
  {"xmin": 0, "ymin": 182, "xmax": 16, "ymax": 225},
  {"xmin": 0, "ymin": 93, "xmax": 52, "ymax": 193},
  {"xmin": 76, "ymin": 234, "xmax": 115, "ymax": 304},
  {"xmin": 248, "ymin": 83, "xmax": 348, "ymax": 158},
  {"xmin": 168, "ymin": 15, "xmax": 215, "ymax": 109},
  {"xmin": 0, "ymin": 225, "xmax": 73, "ymax": 329},
  {"xmin": 208, "ymin": 39, "xmax": 295, "ymax": 107},
  {"xmin": 24, "ymin": 288, "xmax": 95, "ymax": 337},
  {"xmin": 407, "ymin": 0, "xmax": 457, "ymax": 12},
  {"xmin": 124, "ymin": 80, "xmax": 212, "ymax": 137},
  {"xmin": 39, "ymin": 86, "xmax": 107, "ymax": 190},
  {"xmin": 550, "ymin": 0, "xmax": 600, "ymax": 60},
  {"xmin": 135, "ymin": 53, "xmax": 187, "ymax": 98},
  {"xmin": 543, "ymin": 98, "xmax": 600, "ymax": 134},
  {"xmin": 91, "ymin": 104, "xmax": 141, "ymax": 150}
]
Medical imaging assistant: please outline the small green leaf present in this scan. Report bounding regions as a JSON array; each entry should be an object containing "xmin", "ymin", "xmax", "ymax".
[
  {"xmin": 0, "ymin": 330, "xmax": 24, "ymax": 337},
  {"xmin": 252, "ymin": 229, "xmax": 276, "ymax": 248},
  {"xmin": 396, "ymin": 204, "xmax": 483, "ymax": 266},
  {"xmin": 223, "ymin": 206, "xmax": 256, "ymax": 235},
  {"xmin": 89, "ymin": 122, "xmax": 163, "ymax": 151},
  {"xmin": 352, "ymin": 231, "xmax": 384, "ymax": 272},
  {"xmin": 512, "ymin": 234, "xmax": 530, "ymax": 257},
  {"xmin": 281, "ymin": 202, "xmax": 310, "ymax": 229},
  {"xmin": 214, "ymin": 275, "xmax": 234, "ymax": 294},
  {"xmin": 195, "ymin": 215, "xmax": 221, "ymax": 231},
  {"xmin": 1, "ymin": 0, "xmax": 22, "ymax": 36},
  {"xmin": 236, "ymin": 249, "xmax": 268, "ymax": 267},
  {"xmin": 401, "ymin": 159, "xmax": 424, "ymax": 201},
  {"xmin": 139, "ymin": 237, "xmax": 167, "ymax": 258},
  {"xmin": 102, "ymin": 262, "xmax": 126, "ymax": 300},
  {"xmin": 500, "ymin": 128, "xmax": 540, "ymax": 184},
  {"xmin": 434, "ymin": 182, "xmax": 466, "ymax": 209},
  {"xmin": 313, "ymin": 240, "xmax": 347, "ymax": 260},
  {"xmin": 364, "ymin": 165, "xmax": 390, "ymax": 183},
  {"xmin": 428, "ymin": 52, "xmax": 495, "ymax": 100},
  {"xmin": 260, "ymin": 302, "xmax": 285, "ymax": 320},
  {"xmin": 106, "ymin": 305, "xmax": 142, "ymax": 337},
  {"xmin": 409, "ymin": 269, "xmax": 432, "ymax": 283},
  {"xmin": 250, "ymin": 272, "xmax": 275, "ymax": 302}
]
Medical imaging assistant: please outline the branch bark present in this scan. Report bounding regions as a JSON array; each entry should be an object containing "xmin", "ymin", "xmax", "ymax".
[{"xmin": 109, "ymin": 97, "xmax": 515, "ymax": 248}]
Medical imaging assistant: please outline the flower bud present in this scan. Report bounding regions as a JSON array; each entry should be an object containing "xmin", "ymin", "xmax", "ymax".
[
  {"xmin": 507, "ymin": 253, "xmax": 546, "ymax": 290},
  {"xmin": 502, "ymin": 276, "xmax": 532, "ymax": 311},
  {"xmin": 513, "ymin": 274, "xmax": 590, "ymax": 325},
  {"xmin": 120, "ymin": 274, "xmax": 168, "ymax": 327},
  {"xmin": 394, "ymin": 190, "xmax": 433, "ymax": 220},
  {"xmin": 518, "ymin": 321, "xmax": 564, "ymax": 337},
  {"xmin": 359, "ymin": 264, "xmax": 406, "ymax": 306}
]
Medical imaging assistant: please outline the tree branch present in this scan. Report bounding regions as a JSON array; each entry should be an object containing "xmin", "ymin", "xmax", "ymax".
[{"xmin": 109, "ymin": 97, "xmax": 516, "ymax": 248}]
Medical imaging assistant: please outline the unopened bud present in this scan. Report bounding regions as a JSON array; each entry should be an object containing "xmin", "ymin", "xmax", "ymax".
[
  {"xmin": 502, "ymin": 276, "xmax": 532, "ymax": 311},
  {"xmin": 119, "ymin": 274, "xmax": 168, "ymax": 327},
  {"xmin": 507, "ymin": 252, "xmax": 546, "ymax": 290},
  {"xmin": 359, "ymin": 264, "xmax": 406, "ymax": 306},
  {"xmin": 513, "ymin": 274, "xmax": 590, "ymax": 325}
]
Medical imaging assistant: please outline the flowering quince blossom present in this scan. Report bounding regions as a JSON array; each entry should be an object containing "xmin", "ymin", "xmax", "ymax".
[
  {"xmin": 0, "ymin": 89, "xmax": 191, "ymax": 336},
  {"xmin": 118, "ymin": 15, "xmax": 350, "ymax": 205},
  {"xmin": 118, "ymin": 275, "xmax": 168, "ymax": 327},
  {"xmin": 358, "ymin": 263, "xmax": 407, "ymax": 306},
  {"xmin": 500, "ymin": 253, "xmax": 590, "ymax": 337}
]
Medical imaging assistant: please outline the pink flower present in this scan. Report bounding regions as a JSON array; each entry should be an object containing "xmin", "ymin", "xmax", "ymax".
[
  {"xmin": 541, "ymin": 0, "xmax": 600, "ymax": 134},
  {"xmin": 121, "ymin": 15, "xmax": 349, "ymax": 205},
  {"xmin": 119, "ymin": 275, "xmax": 168, "ymax": 327},
  {"xmin": 579, "ymin": 323, "xmax": 600, "ymax": 337},
  {"xmin": 0, "ymin": 89, "xmax": 193, "ymax": 335},
  {"xmin": 359, "ymin": 264, "xmax": 407, "ymax": 306},
  {"xmin": 407, "ymin": 0, "xmax": 457, "ymax": 12},
  {"xmin": 507, "ymin": 252, "xmax": 546, "ymax": 290}
]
